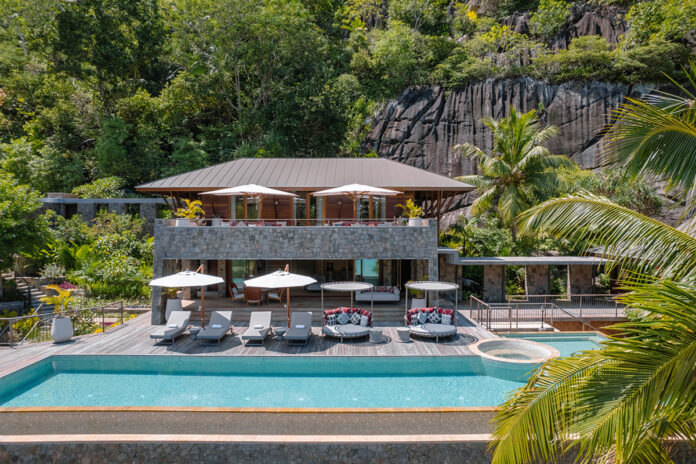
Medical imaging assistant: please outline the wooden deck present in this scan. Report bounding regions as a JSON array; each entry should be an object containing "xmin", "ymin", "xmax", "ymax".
[{"xmin": 0, "ymin": 311, "xmax": 494, "ymax": 379}]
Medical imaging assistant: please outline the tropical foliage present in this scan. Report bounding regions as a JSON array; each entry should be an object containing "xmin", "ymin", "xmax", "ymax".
[
  {"xmin": 491, "ymin": 65, "xmax": 696, "ymax": 463},
  {"xmin": 40, "ymin": 284, "xmax": 75, "ymax": 315},
  {"xmin": 454, "ymin": 107, "xmax": 575, "ymax": 233}
]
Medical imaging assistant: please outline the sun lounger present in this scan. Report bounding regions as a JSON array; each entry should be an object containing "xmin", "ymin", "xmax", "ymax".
[
  {"xmin": 285, "ymin": 312, "xmax": 312, "ymax": 345},
  {"xmin": 150, "ymin": 311, "xmax": 190, "ymax": 344},
  {"xmin": 197, "ymin": 311, "xmax": 232, "ymax": 344},
  {"xmin": 241, "ymin": 311, "xmax": 272, "ymax": 346},
  {"xmin": 406, "ymin": 308, "xmax": 457, "ymax": 342}
]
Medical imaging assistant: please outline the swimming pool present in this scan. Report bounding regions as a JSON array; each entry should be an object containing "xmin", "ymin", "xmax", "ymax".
[
  {"xmin": 502, "ymin": 332, "xmax": 606, "ymax": 357},
  {"xmin": 0, "ymin": 355, "xmax": 530, "ymax": 409}
]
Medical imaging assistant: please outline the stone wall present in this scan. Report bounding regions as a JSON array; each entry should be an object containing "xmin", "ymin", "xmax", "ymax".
[
  {"xmin": 525, "ymin": 265, "xmax": 549, "ymax": 295},
  {"xmin": 568, "ymin": 265, "xmax": 594, "ymax": 294},
  {"xmin": 1, "ymin": 439, "xmax": 694, "ymax": 463},
  {"xmin": 151, "ymin": 220, "xmax": 440, "ymax": 322},
  {"xmin": 483, "ymin": 265, "xmax": 505, "ymax": 303}
]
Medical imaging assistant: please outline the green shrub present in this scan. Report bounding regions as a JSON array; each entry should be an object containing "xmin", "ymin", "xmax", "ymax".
[
  {"xmin": 529, "ymin": 0, "xmax": 570, "ymax": 40},
  {"xmin": 71, "ymin": 176, "xmax": 126, "ymax": 199},
  {"xmin": 613, "ymin": 39, "xmax": 689, "ymax": 83},
  {"xmin": 533, "ymin": 36, "xmax": 614, "ymax": 81},
  {"xmin": 387, "ymin": 0, "xmax": 450, "ymax": 35},
  {"xmin": 625, "ymin": 0, "xmax": 696, "ymax": 45},
  {"xmin": 431, "ymin": 47, "xmax": 498, "ymax": 87}
]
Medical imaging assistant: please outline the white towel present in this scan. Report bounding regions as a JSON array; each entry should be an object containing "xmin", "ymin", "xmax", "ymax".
[
  {"xmin": 295, "ymin": 324, "xmax": 305, "ymax": 329},
  {"xmin": 211, "ymin": 324, "xmax": 222, "ymax": 329},
  {"xmin": 254, "ymin": 324, "xmax": 264, "ymax": 329},
  {"xmin": 167, "ymin": 324, "xmax": 178, "ymax": 328}
]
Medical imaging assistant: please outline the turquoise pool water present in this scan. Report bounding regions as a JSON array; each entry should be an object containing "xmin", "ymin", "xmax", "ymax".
[
  {"xmin": 503, "ymin": 333, "xmax": 606, "ymax": 357},
  {"xmin": 0, "ymin": 355, "xmax": 529, "ymax": 408}
]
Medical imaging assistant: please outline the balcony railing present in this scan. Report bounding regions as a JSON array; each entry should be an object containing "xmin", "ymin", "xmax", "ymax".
[{"xmin": 162, "ymin": 217, "xmax": 428, "ymax": 227}]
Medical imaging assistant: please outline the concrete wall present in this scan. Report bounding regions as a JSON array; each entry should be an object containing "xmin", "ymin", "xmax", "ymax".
[{"xmin": 151, "ymin": 220, "xmax": 439, "ymax": 322}]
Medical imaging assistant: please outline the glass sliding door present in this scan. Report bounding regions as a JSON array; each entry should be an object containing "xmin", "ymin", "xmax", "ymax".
[{"xmin": 355, "ymin": 259, "xmax": 379, "ymax": 285}]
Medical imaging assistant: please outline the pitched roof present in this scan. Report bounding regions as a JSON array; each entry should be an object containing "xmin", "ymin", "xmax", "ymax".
[{"xmin": 136, "ymin": 158, "xmax": 473, "ymax": 192}]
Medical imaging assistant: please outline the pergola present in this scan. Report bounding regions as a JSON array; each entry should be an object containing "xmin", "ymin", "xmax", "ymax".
[{"xmin": 321, "ymin": 281, "xmax": 374, "ymax": 312}]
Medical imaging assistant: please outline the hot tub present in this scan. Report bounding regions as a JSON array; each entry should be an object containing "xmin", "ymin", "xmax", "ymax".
[{"xmin": 470, "ymin": 338, "xmax": 559, "ymax": 366}]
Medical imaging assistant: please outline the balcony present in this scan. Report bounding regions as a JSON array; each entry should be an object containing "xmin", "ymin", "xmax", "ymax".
[{"xmin": 153, "ymin": 218, "xmax": 439, "ymax": 262}]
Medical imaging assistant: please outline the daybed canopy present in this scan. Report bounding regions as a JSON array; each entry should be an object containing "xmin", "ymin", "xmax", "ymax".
[
  {"xmin": 320, "ymin": 281, "xmax": 374, "ymax": 311},
  {"xmin": 404, "ymin": 280, "xmax": 459, "ymax": 313}
]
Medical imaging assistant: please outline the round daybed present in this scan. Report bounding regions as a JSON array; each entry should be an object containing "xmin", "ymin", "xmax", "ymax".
[
  {"xmin": 409, "ymin": 322, "xmax": 457, "ymax": 342},
  {"xmin": 321, "ymin": 283, "xmax": 374, "ymax": 342},
  {"xmin": 322, "ymin": 323, "xmax": 370, "ymax": 342},
  {"xmin": 404, "ymin": 281, "xmax": 460, "ymax": 342}
]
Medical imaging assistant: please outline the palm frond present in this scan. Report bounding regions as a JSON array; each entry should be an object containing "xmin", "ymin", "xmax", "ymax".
[
  {"xmin": 469, "ymin": 186, "xmax": 497, "ymax": 216},
  {"xmin": 518, "ymin": 193, "xmax": 696, "ymax": 281},
  {"xmin": 604, "ymin": 96, "xmax": 696, "ymax": 193},
  {"xmin": 453, "ymin": 143, "xmax": 490, "ymax": 164},
  {"xmin": 456, "ymin": 175, "xmax": 492, "ymax": 190}
]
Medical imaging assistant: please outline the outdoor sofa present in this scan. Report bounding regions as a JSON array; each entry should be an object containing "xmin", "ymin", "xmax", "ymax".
[
  {"xmin": 322, "ymin": 307, "xmax": 372, "ymax": 342},
  {"xmin": 197, "ymin": 311, "xmax": 232, "ymax": 344},
  {"xmin": 150, "ymin": 311, "xmax": 191, "ymax": 344},
  {"xmin": 285, "ymin": 312, "xmax": 312, "ymax": 345},
  {"xmin": 241, "ymin": 311, "xmax": 273, "ymax": 345},
  {"xmin": 405, "ymin": 307, "xmax": 457, "ymax": 342},
  {"xmin": 355, "ymin": 286, "xmax": 400, "ymax": 303}
]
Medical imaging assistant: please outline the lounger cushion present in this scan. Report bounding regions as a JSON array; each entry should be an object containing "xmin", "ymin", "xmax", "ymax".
[
  {"xmin": 406, "ymin": 308, "xmax": 419, "ymax": 324},
  {"xmin": 427, "ymin": 311, "xmax": 441, "ymax": 324},
  {"xmin": 441, "ymin": 314, "xmax": 452, "ymax": 325},
  {"xmin": 410, "ymin": 323, "xmax": 456, "ymax": 339},
  {"xmin": 417, "ymin": 311, "xmax": 428, "ymax": 325},
  {"xmin": 360, "ymin": 315, "xmax": 369, "ymax": 327},
  {"xmin": 349, "ymin": 312, "xmax": 361, "ymax": 325},
  {"xmin": 323, "ymin": 324, "xmax": 369, "ymax": 339}
]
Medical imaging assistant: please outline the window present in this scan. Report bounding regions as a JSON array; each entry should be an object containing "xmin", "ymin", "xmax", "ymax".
[{"xmin": 355, "ymin": 259, "xmax": 379, "ymax": 285}]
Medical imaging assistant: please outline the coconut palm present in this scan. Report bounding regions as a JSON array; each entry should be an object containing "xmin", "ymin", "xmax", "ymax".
[
  {"xmin": 454, "ymin": 107, "xmax": 575, "ymax": 235},
  {"xmin": 490, "ymin": 64, "xmax": 696, "ymax": 463}
]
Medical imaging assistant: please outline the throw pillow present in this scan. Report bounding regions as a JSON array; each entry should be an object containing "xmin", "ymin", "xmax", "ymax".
[
  {"xmin": 417, "ymin": 311, "xmax": 428, "ymax": 325},
  {"xmin": 350, "ymin": 311, "xmax": 362, "ymax": 325},
  {"xmin": 326, "ymin": 313, "xmax": 337, "ymax": 325},
  {"xmin": 441, "ymin": 314, "xmax": 452, "ymax": 325},
  {"xmin": 337, "ymin": 312, "xmax": 350, "ymax": 325},
  {"xmin": 360, "ymin": 315, "xmax": 369, "ymax": 327},
  {"xmin": 427, "ymin": 311, "xmax": 441, "ymax": 324}
]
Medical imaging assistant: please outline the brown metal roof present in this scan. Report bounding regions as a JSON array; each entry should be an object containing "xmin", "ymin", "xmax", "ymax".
[{"xmin": 136, "ymin": 158, "xmax": 473, "ymax": 192}]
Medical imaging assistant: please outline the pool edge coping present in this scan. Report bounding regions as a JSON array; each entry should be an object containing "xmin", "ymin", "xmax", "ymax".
[{"xmin": 0, "ymin": 405, "xmax": 499, "ymax": 413}]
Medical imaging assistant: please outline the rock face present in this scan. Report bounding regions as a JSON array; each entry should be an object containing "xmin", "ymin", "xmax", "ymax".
[{"xmin": 364, "ymin": 78, "xmax": 653, "ymax": 178}]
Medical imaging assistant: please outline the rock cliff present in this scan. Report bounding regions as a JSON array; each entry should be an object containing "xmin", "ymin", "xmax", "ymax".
[{"xmin": 364, "ymin": 78, "xmax": 653, "ymax": 178}]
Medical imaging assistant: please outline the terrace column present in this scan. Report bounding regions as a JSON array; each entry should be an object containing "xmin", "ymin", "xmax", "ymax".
[
  {"xmin": 217, "ymin": 260, "xmax": 226, "ymax": 297},
  {"xmin": 525, "ymin": 264, "xmax": 549, "ymax": 296},
  {"xmin": 140, "ymin": 202, "xmax": 158, "ymax": 234},
  {"xmin": 108, "ymin": 202, "xmax": 127, "ymax": 214},
  {"xmin": 76, "ymin": 202, "xmax": 96, "ymax": 220},
  {"xmin": 568, "ymin": 265, "xmax": 594, "ymax": 295},
  {"xmin": 483, "ymin": 265, "xmax": 505, "ymax": 303}
]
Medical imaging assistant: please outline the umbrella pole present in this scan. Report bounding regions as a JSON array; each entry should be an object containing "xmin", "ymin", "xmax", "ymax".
[
  {"xmin": 201, "ymin": 286, "xmax": 205, "ymax": 329},
  {"xmin": 286, "ymin": 287, "xmax": 291, "ymax": 327}
]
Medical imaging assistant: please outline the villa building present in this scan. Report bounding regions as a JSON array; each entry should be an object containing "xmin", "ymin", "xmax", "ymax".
[{"xmin": 137, "ymin": 158, "xmax": 473, "ymax": 324}]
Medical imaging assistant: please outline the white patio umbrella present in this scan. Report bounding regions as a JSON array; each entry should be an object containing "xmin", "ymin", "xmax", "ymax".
[
  {"xmin": 312, "ymin": 184, "xmax": 401, "ymax": 219},
  {"xmin": 244, "ymin": 265, "xmax": 316, "ymax": 326},
  {"xmin": 201, "ymin": 184, "xmax": 297, "ymax": 219},
  {"xmin": 149, "ymin": 270, "xmax": 224, "ymax": 328}
]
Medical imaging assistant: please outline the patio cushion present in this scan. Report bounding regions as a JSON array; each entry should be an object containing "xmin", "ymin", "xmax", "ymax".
[
  {"xmin": 417, "ymin": 311, "xmax": 428, "ymax": 325},
  {"xmin": 438, "ymin": 308, "xmax": 454, "ymax": 316},
  {"xmin": 441, "ymin": 314, "xmax": 452, "ymax": 325},
  {"xmin": 350, "ymin": 312, "xmax": 362, "ymax": 325},
  {"xmin": 406, "ymin": 308, "xmax": 420, "ymax": 324},
  {"xmin": 360, "ymin": 309, "xmax": 372, "ymax": 325},
  {"xmin": 337, "ymin": 312, "xmax": 350, "ymax": 325},
  {"xmin": 326, "ymin": 313, "xmax": 337, "ymax": 325},
  {"xmin": 360, "ymin": 315, "xmax": 369, "ymax": 327},
  {"xmin": 427, "ymin": 311, "xmax": 441, "ymax": 324}
]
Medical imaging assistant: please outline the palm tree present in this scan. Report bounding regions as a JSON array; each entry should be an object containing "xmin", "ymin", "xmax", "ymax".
[
  {"xmin": 490, "ymin": 63, "xmax": 696, "ymax": 463},
  {"xmin": 454, "ymin": 107, "xmax": 575, "ymax": 236}
]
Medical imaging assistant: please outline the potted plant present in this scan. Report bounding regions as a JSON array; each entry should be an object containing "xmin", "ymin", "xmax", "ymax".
[
  {"xmin": 174, "ymin": 199, "xmax": 204, "ymax": 226},
  {"xmin": 41, "ymin": 284, "xmax": 76, "ymax": 343},
  {"xmin": 396, "ymin": 199, "xmax": 425, "ymax": 226}
]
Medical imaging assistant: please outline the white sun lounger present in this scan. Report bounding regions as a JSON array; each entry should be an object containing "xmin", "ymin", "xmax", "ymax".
[
  {"xmin": 197, "ymin": 311, "xmax": 233, "ymax": 344},
  {"xmin": 150, "ymin": 311, "xmax": 191, "ymax": 344},
  {"xmin": 285, "ymin": 312, "xmax": 312, "ymax": 345},
  {"xmin": 241, "ymin": 311, "xmax": 272, "ymax": 346}
]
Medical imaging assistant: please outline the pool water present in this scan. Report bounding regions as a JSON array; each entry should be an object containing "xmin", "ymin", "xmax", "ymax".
[
  {"xmin": 0, "ymin": 356, "xmax": 529, "ymax": 408},
  {"xmin": 503, "ymin": 333, "xmax": 606, "ymax": 357}
]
